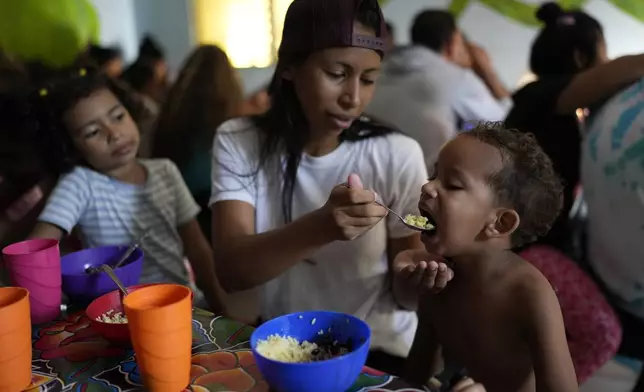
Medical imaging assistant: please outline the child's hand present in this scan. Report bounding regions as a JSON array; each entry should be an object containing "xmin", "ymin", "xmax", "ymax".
[
  {"xmin": 452, "ymin": 378, "xmax": 486, "ymax": 392},
  {"xmin": 394, "ymin": 249, "xmax": 454, "ymax": 294}
]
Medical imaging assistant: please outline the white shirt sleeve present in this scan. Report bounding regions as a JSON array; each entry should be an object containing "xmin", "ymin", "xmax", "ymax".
[
  {"xmin": 38, "ymin": 168, "xmax": 90, "ymax": 234},
  {"xmin": 163, "ymin": 160, "xmax": 200, "ymax": 226},
  {"xmin": 209, "ymin": 118, "xmax": 259, "ymax": 207},
  {"xmin": 382, "ymin": 134, "xmax": 429, "ymax": 239},
  {"xmin": 453, "ymin": 70, "xmax": 510, "ymax": 123}
]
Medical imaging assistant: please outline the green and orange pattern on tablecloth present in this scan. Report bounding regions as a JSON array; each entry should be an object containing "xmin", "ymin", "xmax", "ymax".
[{"xmin": 26, "ymin": 308, "xmax": 426, "ymax": 392}]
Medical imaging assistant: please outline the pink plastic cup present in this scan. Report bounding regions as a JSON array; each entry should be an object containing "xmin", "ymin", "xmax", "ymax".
[{"xmin": 2, "ymin": 239, "xmax": 61, "ymax": 324}]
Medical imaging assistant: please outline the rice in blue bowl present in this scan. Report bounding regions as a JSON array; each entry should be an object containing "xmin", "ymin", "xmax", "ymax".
[{"xmin": 250, "ymin": 311, "xmax": 371, "ymax": 392}]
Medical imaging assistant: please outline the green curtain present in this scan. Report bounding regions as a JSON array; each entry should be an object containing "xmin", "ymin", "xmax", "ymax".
[
  {"xmin": 449, "ymin": 0, "xmax": 589, "ymax": 26},
  {"xmin": 609, "ymin": 0, "xmax": 644, "ymax": 22},
  {"xmin": 448, "ymin": 0, "xmax": 644, "ymax": 25},
  {"xmin": 0, "ymin": 0, "xmax": 100, "ymax": 68}
]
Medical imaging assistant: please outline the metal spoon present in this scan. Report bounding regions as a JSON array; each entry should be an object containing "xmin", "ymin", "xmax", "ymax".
[
  {"xmin": 85, "ymin": 244, "xmax": 136, "ymax": 275},
  {"xmin": 343, "ymin": 183, "xmax": 434, "ymax": 232},
  {"xmin": 374, "ymin": 200, "xmax": 435, "ymax": 232},
  {"xmin": 100, "ymin": 264, "xmax": 129, "ymax": 305},
  {"xmin": 85, "ymin": 233, "xmax": 149, "ymax": 275},
  {"xmin": 112, "ymin": 232, "xmax": 150, "ymax": 269}
]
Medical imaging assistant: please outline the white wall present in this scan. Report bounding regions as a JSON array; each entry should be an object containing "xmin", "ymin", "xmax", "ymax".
[
  {"xmin": 132, "ymin": 0, "xmax": 195, "ymax": 72},
  {"xmin": 382, "ymin": 0, "xmax": 644, "ymax": 88},
  {"xmin": 90, "ymin": 0, "xmax": 194, "ymax": 73},
  {"xmin": 90, "ymin": 0, "xmax": 138, "ymax": 63}
]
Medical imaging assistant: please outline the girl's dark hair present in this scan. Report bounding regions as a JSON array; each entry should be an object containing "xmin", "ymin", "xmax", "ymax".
[
  {"xmin": 25, "ymin": 67, "xmax": 139, "ymax": 175},
  {"xmin": 530, "ymin": 2, "xmax": 604, "ymax": 76},
  {"xmin": 152, "ymin": 45, "xmax": 243, "ymax": 167},
  {"xmin": 252, "ymin": 0, "xmax": 393, "ymax": 223}
]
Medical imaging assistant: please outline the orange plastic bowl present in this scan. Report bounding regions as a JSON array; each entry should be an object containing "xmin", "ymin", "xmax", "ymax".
[{"xmin": 86, "ymin": 284, "xmax": 159, "ymax": 346}]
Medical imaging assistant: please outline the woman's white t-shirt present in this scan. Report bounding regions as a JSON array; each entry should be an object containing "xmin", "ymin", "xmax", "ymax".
[{"xmin": 209, "ymin": 118, "xmax": 428, "ymax": 357}]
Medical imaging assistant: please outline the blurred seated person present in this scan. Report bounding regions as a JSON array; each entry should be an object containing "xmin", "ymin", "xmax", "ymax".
[
  {"xmin": 506, "ymin": 2, "xmax": 644, "ymax": 253},
  {"xmin": 0, "ymin": 89, "xmax": 58, "ymax": 257},
  {"xmin": 367, "ymin": 9, "xmax": 510, "ymax": 169},
  {"xmin": 120, "ymin": 36, "xmax": 168, "ymax": 156},
  {"xmin": 240, "ymin": 86, "xmax": 271, "ymax": 116},
  {"xmin": 152, "ymin": 45, "xmax": 243, "ymax": 240},
  {"xmin": 582, "ymin": 73, "xmax": 644, "ymax": 392},
  {"xmin": 385, "ymin": 21, "xmax": 395, "ymax": 51},
  {"xmin": 121, "ymin": 35, "xmax": 168, "ymax": 104},
  {"xmin": 409, "ymin": 10, "xmax": 511, "ymax": 121},
  {"xmin": 88, "ymin": 44, "xmax": 123, "ymax": 78}
]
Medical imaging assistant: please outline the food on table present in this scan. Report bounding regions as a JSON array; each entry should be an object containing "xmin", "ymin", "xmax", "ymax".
[
  {"xmin": 256, "ymin": 334, "xmax": 350, "ymax": 363},
  {"xmin": 404, "ymin": 214, "xmax": 434, "ymax": 230},
  {"xmin": 96, "ymin": 309, "xmax": 128, "ymax": 324}
]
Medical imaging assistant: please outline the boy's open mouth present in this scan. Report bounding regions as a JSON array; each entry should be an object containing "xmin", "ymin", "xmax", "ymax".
[{"xmin": 419, "ymin": 207, "xmax": 438, "ymax": 234}]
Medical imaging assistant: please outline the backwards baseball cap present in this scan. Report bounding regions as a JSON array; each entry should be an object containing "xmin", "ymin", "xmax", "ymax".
[{"xmin": 279, "ymin": 0, "xmax": 388, "ymax": 57}]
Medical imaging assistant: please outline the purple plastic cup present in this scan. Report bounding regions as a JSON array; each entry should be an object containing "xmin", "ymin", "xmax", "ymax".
[
  {"xmin": 61, "ymin": 246, "xmax": 143, "ymax": 304},
  {"xmin": 2, "ymin": 239, "xmax": 62, "ymax": 324}
]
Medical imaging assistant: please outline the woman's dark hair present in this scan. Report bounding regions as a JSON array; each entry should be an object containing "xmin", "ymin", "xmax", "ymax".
[
  {"xmin": 88, "ymin": 44, "xmax": 122, "ymax": 69},
  {"xmin": 530, "ymin": 2, "xmax": 604, "ymax": 76},
  {"xmin": 252, "ymin": 0, "xmax": 393, "ymax": 223},
  {"xmin": 411, "ymin": 10, "xmax": 457, "ymax": 52},
  {"xmin": 25, "ymin": 67, "xmax": 139, "ymax": 175},
  {"xmin": 152, "ymin": 45, "xmax": 243, "ymax": 167}
]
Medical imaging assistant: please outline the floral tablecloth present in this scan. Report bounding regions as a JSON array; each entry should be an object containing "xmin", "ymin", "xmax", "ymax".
[{"xmin": 24, "ymin": 308, "xmax": 426, "ymax": 392}]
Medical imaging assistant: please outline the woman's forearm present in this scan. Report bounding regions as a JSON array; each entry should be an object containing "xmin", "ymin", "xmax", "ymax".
[
  {"xmin": 557, "ymin": 54, "xmax": 644, "ymax": 113},
  {"xmin": 214, "ymin": 209, "xmax": 333, "ymax": 292}
]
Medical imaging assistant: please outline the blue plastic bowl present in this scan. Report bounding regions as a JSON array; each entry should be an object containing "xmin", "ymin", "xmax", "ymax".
[
  {"xmin": 61, "ymin": 245, "xmax": 143, "ymax": 304},
  {"xmin": 250, "ymin": 311, "xmax": 371, "ymax": 392}
]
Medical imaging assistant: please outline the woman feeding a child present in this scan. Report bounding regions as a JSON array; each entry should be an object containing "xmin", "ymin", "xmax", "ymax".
[{"xmin": 209, "ymin": 0, "xmax": 453, "ymax": 378}]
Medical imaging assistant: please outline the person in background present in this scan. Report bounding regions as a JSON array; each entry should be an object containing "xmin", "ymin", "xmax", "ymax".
[
  {"xmin": 505, "ymin": 2, "xmax": 644, "ymax": 253},
  {"xmin": 152, "ymin": 45, "xmax": 244, "ymax": 240},
  {"xmin": 581, "ymin": 68, "xmax": 644, "ymax": 392},
  {"xmin": 88, "ymin": 44, "xmax": 123, "ymax": 78},
  {"xmin": 119, "ymin": 36, "xmax": 168, "ymax": 156},
  {"xmin": 0, "ymin": 63, "xmax": 60, "ymax": 254},
  {"xmin": 410, "ymin": 10, "xmax": 511, "ymax": 122},
  {"xmin": 122, "ymin": 35, "xmax": 168, "ymax": 104},
  {"xmin": 239, "ymin": 85, "xmax": 271, "ymax": 116},
  {"xmin": 210, "ymin": 0, "xmax": 453, "ymax": 376},
  {"xmin": 26, "ymin": 68, "xmax": 226, "ymax": 314},
  {"xmin": 366, "ymin": 9, "xmax": 509, "ymax": 170},
  {"xmin": 385, "ymin": 21, "xmax": 395, "ymax": 51}
]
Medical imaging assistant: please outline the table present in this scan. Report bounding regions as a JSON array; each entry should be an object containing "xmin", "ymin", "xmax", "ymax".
[{"xmin": 24, "ymin": 308, "xmax": 427, "ymax": 392}]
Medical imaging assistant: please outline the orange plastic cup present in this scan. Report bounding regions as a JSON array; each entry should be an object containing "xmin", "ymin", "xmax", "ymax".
[
  {"xmin": 0, "ymin": 287, "xmax": 32, "ymax": 392},
  {"xmin": 123, "ymin": 284, "xmax": 192, "ymax": 392}
]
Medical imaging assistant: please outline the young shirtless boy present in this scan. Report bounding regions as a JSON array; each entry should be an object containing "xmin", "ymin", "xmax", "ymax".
[{"xmin": 400, "ymin": 124, "xmax": 578, "ymax": 392}]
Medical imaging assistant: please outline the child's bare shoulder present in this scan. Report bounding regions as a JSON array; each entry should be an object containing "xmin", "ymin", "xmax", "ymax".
[
  {"xmin": 508, "ymin": 252, "xmax": 553, "ymax": 291},
  {"xmin": 504, "ymin": 252, "xmax": 559, "ymax": 319}
]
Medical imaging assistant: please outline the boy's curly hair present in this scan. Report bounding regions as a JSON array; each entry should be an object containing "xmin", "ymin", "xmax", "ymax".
[
  {"xmin": 23, "ymin": 67, "xmax": 139, "ymax": 175},
  {"xmin": 464, "ymin": 122, "xmax": 564, "ymax": 247}
]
